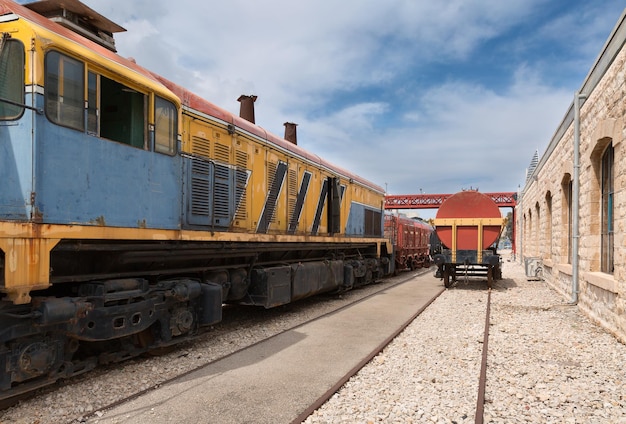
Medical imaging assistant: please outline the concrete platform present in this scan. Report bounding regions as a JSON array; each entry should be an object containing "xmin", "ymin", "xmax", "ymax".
[{"xmin": 90, "ymin": 272, "xmax": 445, "ymax": 424}]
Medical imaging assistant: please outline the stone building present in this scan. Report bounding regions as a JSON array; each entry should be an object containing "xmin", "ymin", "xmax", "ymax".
[{"xmin": 517, "ymin": 9, "xmax": 626, "ymax": 343}]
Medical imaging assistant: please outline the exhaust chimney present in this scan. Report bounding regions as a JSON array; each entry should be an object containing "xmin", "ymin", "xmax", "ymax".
[
  {"xmin": 284, "ymin": 122, "xmax": 298, "ymax": 145},
  {"xmin": 237, "ymin": 95, "xmax": 257, "ymax": 124}
]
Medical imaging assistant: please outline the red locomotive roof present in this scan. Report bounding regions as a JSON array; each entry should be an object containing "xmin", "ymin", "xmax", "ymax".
[
  {"xmin": 152, "ymin": 74, "xmax": 384, "ymax": 194},
  {"xmin": 0, "ymin": 0, "xmax": 162, "ymax": 86},
  {"xmin": 0, "ymin": 0, "xmax": 383, "ymax": 195}
]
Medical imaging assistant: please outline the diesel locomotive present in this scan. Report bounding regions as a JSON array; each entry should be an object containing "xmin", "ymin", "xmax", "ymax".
[{"xmin": 0, "ymin": 0, "xmax": 393, "ymax": 399}]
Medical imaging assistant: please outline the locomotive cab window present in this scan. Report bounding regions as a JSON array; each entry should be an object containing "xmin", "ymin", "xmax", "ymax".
[
  {"xmin": 154, "ymin": 95, "xmax": 177, "ymax": 155},
  {"xmin": 45, "ymin": 51, "xmax": 84, "ymax": 130},
  {"xmin": 44, "ymin": 50, "xmax": 177, "ymax": 154},
  {"xmin": 99, "ymin": 75, "xmax": 146, "ymax": 149},
  {"xmin": 0, "ymin": 36, "xmax": 25, "ymax": 120}
]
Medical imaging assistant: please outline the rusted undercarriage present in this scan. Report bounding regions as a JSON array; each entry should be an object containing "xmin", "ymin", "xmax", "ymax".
[{"xmin": 0, "ymin": 239, "xmax": 390, "ymax": 402}]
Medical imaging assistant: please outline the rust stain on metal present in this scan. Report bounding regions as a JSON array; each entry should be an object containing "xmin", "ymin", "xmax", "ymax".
[
  {"xmin": 0, "ymin": 237, "xmax": 60, "ymax": 304},
  {"xmin": 92, "ymin": 216, "xmax": 106, "ymax": 226}
]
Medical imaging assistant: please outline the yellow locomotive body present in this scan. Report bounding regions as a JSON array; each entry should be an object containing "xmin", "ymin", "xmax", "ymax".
[{"xmin": 0, "ymin": 0, "xmax": 390, "ymax": 399}]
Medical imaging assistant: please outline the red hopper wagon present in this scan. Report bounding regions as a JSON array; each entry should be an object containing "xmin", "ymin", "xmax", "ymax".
[
  {"xmin": 432, "ymin": 191, "xmax": 504, "ymax": 287},
  {"xmin": 384, "ymin": 215, "xmax": 433, "ymax": 273}
]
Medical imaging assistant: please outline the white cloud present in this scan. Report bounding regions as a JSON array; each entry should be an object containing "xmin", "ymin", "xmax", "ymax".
[{"xmin": 75, "ymin": 0, "xmax": 622, "ymax": 197}]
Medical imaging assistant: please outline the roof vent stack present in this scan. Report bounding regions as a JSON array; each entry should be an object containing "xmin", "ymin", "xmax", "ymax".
[
  {"xmin": 284, "ymin": 122, "xmax": 298, "ymax": 145},
  {"xmin": 237, "ymin": 95, "xmax": 257, "ymax": 124},
  {"xmin": 24, "ymin": 0, "xmax": 126, "ymax": 52}
]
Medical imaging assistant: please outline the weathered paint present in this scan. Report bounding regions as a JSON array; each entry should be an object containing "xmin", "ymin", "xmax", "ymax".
[
  {"xmin": 0, "ymin": 0, "xmax": 390, "ymax": 304},
  {"xmin": 0, "ymin": 236, "xmax": 59, "ymax": 304},
  {"xmin": 33, "ymin": 113, "xmax": 183, "ymax": 229},
  {"xmin": 435, "ymin": 191, "xmax": 503, "ymax": 251}
]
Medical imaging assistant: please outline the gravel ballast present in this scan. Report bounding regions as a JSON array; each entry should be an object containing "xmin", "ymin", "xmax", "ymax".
[
  {"xmin": 0, "ymin": 275, "xmax": 407, "ymax": 424},
  {"xmin": 304, "ymin": 257, "xmax": 626, "ymax": 423},
  {"xmin": 2, "ymin": 257, "xmax": 625, "ymax": 423}
]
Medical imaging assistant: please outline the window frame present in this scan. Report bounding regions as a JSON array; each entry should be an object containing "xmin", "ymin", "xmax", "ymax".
[
  {"xmin": 43, "ymin": 49, "xmax": 178, "ymax": 156},
  {"xmin": 154, "ymin": 95, "xmax": 177, "ymax": 156},
  {"xmin": 601, "ymin": 144, "xmax": 614, "ymax": 274},
  {"xmin": 0, "ymin": 37, "xmax": 25, "ymax": 121},
  {"xmin": 44, "ymin": 50, "xmax": 85, "ymax": 131}
]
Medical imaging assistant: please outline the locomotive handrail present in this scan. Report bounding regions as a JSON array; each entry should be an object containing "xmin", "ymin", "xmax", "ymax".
[{"xmin": 0, "ymin": 96, "xmax": 43, "ymax": 114}]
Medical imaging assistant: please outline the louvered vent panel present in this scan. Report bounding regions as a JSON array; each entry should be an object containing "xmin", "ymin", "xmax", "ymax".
[
  {"xmin": 267, "ymin": 162, "xmax": 277, "ymax": 223},
  {"xmin": 190, "ymin": 159, "xmax": 211, "ymax": 217},
  {"xmin": 288, "ymin": 169, "xmax": 297, "ymax": 218},
  {"xmin": 235, "ymin": 150, "xmax": 249, "ymax": 220},
  {"xmin": 215, "ymin": 143, "xmax": 230, "ymax": 162},
  {"xmin": 192, "ymin": 135, "xmax": 211, "ymax": 158},
  {"xmin": 214, "ymin": 163, "xmax": 231, "ymax": 220}
]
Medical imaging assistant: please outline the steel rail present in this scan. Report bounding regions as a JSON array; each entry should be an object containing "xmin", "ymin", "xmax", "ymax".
[
  {"xmin": 291, "ymin": 272, "xmax": 445, "ymax": 424},
  {"xmin": 71, "ymin": 268, "xmax": 435, "ymax": 423},
  {"xmin": 475, "ymin": 288, "xmax": 492, "ymax": 424}
]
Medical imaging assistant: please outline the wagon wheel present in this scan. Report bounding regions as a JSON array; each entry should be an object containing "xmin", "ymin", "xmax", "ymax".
[
  {"xmin": 487, "ymin": 265, "xmax": 493, "ymax": 288},
  {"xmin": 443, "ymin": 266, "xmax": 452, "ymax": 288},
  {"xmin": 393, "ymin": 258, "xmax": 401, "ymax": 276},
  {"xmin": 495, "ymin": 265, "xmax": 502, "ymax": 280}
]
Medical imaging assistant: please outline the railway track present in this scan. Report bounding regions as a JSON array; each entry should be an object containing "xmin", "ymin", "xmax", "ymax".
[
  {"xmin": 292, "ymin": 279, "xmax": 494, "ymax": 424},
  {"xmin": 292, "ymin": 277, "xmax": 445, "ymax": 423},
  {"xmin": 296, "ymin": 282, "xmax": 494, "ymax": 424},
  {"xmin": 0, "ymin": 268, "xmax": 434, "ymax": 423}
]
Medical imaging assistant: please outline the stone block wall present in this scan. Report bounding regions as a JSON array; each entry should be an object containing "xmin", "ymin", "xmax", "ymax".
[{"xmin": 516, "ymin": 14, "xmax": 626, "ymax": 343}]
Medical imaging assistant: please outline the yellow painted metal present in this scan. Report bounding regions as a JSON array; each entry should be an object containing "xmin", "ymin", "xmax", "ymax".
[
  {"xmin": 0, "ymin": 222, "xmax": 390, "ymax": 304},
  {"xmin": 0, "ymin": 221, "xmax": 388, "ymax": 244},
  {"xmin": 3, "ymin": 12, "xmax": 180, "ymax": 125},
  {"xmin": 182, "ymin": 110, "xmax": 386, "ymax": 236},
  {"xmin": 433, "ymin": 218, "xmax": 503, "ymax": 226},
  {"xmin": 0, "ymin": 236, "xmax": 59, "ymax": 304}
]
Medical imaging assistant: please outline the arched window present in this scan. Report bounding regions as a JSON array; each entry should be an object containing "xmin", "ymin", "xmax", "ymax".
[
  {"xmin": 561, "ymin": 175, "xmax": 572, "ymax": 264},
  {"xmin": 601, "ymin": 144, "xmax": 614, "ymax": 273},
  {"xmin": 535, "ymin": 202, "xmax": 540, "ymax": 256},
  {"xmin": 545, "ymin": 192, "xmax": 552, "ymax": 258}
]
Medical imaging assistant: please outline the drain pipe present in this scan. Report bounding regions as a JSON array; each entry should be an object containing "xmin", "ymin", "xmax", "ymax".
[{"xmin": 571, "ymin": 92, "xmax": 586, "ymax": 304}]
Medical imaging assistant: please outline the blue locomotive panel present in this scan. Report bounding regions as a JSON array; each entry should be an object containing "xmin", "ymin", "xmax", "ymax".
[
  {"xmin": 0, "ymin": 119, "xmax": 32, "ymax": 220},
  {"xmin": 0, "ymin": 94, "xmax": 183, "ymax": 229},
  {"xmin": 34, "ymin": 119, "xmax": 182, "ymax": 229},
  {"xmin": 346, "ymin": 202, "xmax": 383, "ymax": 237}
]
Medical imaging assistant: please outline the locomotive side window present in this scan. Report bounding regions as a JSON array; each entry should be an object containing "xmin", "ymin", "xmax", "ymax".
[
  {"xmin": 44, "ymin": 50, "xmax": 176, "ymax": 154},
  {"xmin": 0, "ymin": 37, "xmax": 25, "ymax": 120},
  {"xmin": 45, "ymin": 51, "xmax": 85, "ymax": 130},
  {"xmin": 99, "ymin": 75, "xmax": 146, "ymax": 149},
  {"xmin": 87, "ymin": 71, "xmax": 98, "ymax": 135},
  {"xmin": 154, "ymin": 95, "xmax": 177, "ymax": 155}
]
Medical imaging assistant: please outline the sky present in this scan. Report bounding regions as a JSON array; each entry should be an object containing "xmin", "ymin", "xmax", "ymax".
[{"xmin": 20, "ymin": 1, "xmax": 626, "ymax": 214}]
